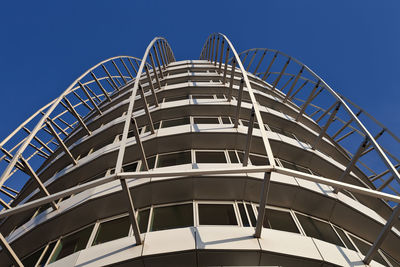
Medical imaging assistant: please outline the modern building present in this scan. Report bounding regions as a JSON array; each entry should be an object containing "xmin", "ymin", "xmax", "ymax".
[{"xmin": 0, "ymin": 33, "xmax": 399, "ymax": 266}]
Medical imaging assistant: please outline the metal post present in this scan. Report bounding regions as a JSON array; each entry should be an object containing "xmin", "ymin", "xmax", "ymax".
[
  {"xmin": 120, "ymin": 178, "xmax": 142, "ymax": 245},
  {"xmin": 262, "ymin": 51, "xmax": 278, "ymax": 80},
  {"xmin": 19, "ymin": 156, "xmax": 59, "ymax": 210},
  {"xmin": 0, "ymin": 232, "xmax": 23, "ymax": 267},
  {"xmin": 246, "ymin": 51, "xmax": 257, "ymax": 71},
  {"xmin": 312, "ymin": 102, "xmax": 341, "ymax": 149},
  {"xmin": 211, "ymin": 35, "xmax": 215, "ymax": 64},
  {"xmin": 130, "ymin": 117, "xmax": 149, "ymax": 170},
  {"xmin": 295, "ymin": 81, "xmax": 321, "ymax": 121},
  {"xmin": 0, "ymin": 188, "xmax": 15, "ymax": 199},
  {"xmin": 288, "ymin": 80, "xmax": 308, "ymax": 101},
  {"xmin": 271, "ymin": 58, "xmax": 290, "ymax": 91},
  {"xmin": 253, "ymin": 51, "xmax": 266, "ymax": 75},
  {"xmin": 334, "ymin": 137, "xmax": 369, "ymax": 193},
  {"xmin": 214, "ymin": 36, "xmax": 219, "ymax": 66},
  {"xmin": 331, "ymin": 110, "xmax": 362, "ymax": 139},
  {"xmin": 335, "ymin": 129, "xmax": 356, "ymax": 143},
  {"xmin": 120, "ymin": 58, "xmax": 134, "ymax": 79},
  {"xmin": 145, "ymin": 66, "xmax": 159, "ymax": 107},
  {"xmin": 279, "ymin": 76, "xmax": 294, "ymax": 92},
  {"xmin": 156, "ymin": 41, "xmax": 166, "ymax": 70},
  {"xmin": 127, "ymin": 58, "xmax": 138, "ymax": 75},
  {"xmin": 111, "ymin": 60, "xmax": 127, "ymax": 84},
  {"xmin": 22, "ymin": 127, "xmax": 54, "ymax": 154},
  {"xmin": 84, "ymin": 84, "xmax": 102, "ymax": 104},
  {"xmin": 0, "ymin": 198, "xmax": 11, "ymax": 209},
  {"xmin": 138, "ymin": 84, "xmax": 155, "ymax": 134},
  {"xmin": 364, "ymin": 205, "xmax": 400, "ymax": 264},
  {"xmin": 227, "ymin": 59, "xmax": 237, "ymax": 101},
  {"xmin": 234, "ymin": 78, "xmax": 245, "ymax": 127},
  {"xmin": 222, "ymin": 47, "xmax": 230, "ymax": 84},
  {"xmin": 316, "ymin": 101, "xmax": 340, "ymax": 123},
  {"xmin": 90, "ymin": 71, "xmax": 112, "ymax": 102},
  {"xmin": 218, "ymin": 39, "xmax": 224, "ymax": 73},
  {"xmin": 149, "ymin": 53, "xmax": 162, "ymax": 89},
  {"xmin": 63, "ymin": 97, "xmax": 91, "ymax": 135},
  {"xmin": 243, "ymin": 108, "xmax": 255, "ymax": 166},
  {"xmin": 254, "ymin": 172, "xmax": 271, "ymax": 238},
  {"xmin": 284, "ymin": 66, "xmax": 304, "ymax": 103},
  {"xmin": 78, "ymin": 82, "xmax": 102, "ymax": 115},
  {"xmin": 101, "ymin": 64, "xmax": 119, "ymax": 90},
  {"xmin": 152, "ymin": 47, "xmax": 164, "ymax": 79},
  {"xmin": 45, "ymin": 120, "xmax": 77, "ymax": 165},
  {"xmin": 161, "ymin": 41, "xmax": 169, "ymax": 65},
  {"xmin": 72, "ymin": 91, "xmax": 92, "ymax": 111}
]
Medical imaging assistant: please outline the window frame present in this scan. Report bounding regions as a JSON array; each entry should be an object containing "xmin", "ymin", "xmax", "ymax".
[{"xmin": 196, "ymin": 200, "xmax": 240, "ymax": 227}]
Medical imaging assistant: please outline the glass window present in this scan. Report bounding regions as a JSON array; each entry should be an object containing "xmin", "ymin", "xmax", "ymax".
[
  {"xmin": 138, "ymin": 209, "xmax": 150, "ymax": 233},
  {"xmin": 246, "ymin": 204, "xmax": 257, "ymax": 226},
  {"xmin": 263, "ymin": 208, "xmax": 299, "ymax": 233},
  {"xmin": 280, "ymin": 160, "xmax": 310, "ymax": 174},
  {"xmin": 161, "ymin": 117, "xmax": 190, "ymax": 128},
  {"xmin": 92, "ymin": 216, "xmax": 130, "ymax": 246},
  {"xmin": 249, "ymin": 154, "xmax": 269, "ymax": 166},
  {"xmin": 140, "ymin": 155, "xmax": 156, "ymax": 171},
  {"xmin": 150, "ymin": 203, "xmax": 193, "ymax": 231},
  {"xmin": 122, "ymin": 162, "xmax": 138, "ymax": 172},
  {"xmin": 349, "ymin": 235, "xmax": 388, "ymax": 266},
  {"xmin": 221, "ymin": 117, "xmax": 232, "ymax": 124},
  {"xmin": 192, "ymin": 95, "xmax": 214, "ymax": 99},
  {"xmin": 198, "ymin": 204, "xmax": 237, "ymax": 225},
  {"xmin": 238, "ymin": 203, "xmax": 250, "ymax": 227},
  {"xmin": 164, "ymin": 95, "xmax": 188, "ymax": 102},
  {"xmin": 333, "ymin": 226, "xmax": 356, "ymax": 250},
  {"xmin": 228, "ymin": 150, "xmax": 239, "ymax": 163},
  {"xmin": 215, "ymin": 94, "xmax": 225, "ymax": 99},
  {"xmin": 196, "ymin": 151, "xmax": 227, "ymax": 163},
  {"xmin": 49, "ymin": 224, "xmax": 94, "ymax": 263},
  {"xmin": 381, "ymin": 250, "xmax": 400, "ymax": 267},
  {"xmin": 38, "ymin": 241, "xmax": 56, "ymax": 266},
  {"xmin": 22, "ymin": 246, "xmax": 46, "ymax": 267},
  {"xmin": 143, "ymin": 122, "xmax": 160, "ymax": 133},
  {"xmin": 296, "ymin": 214, "xmax": 343, "ymax": 247},
  {"xmin": 193, "ymin": 117, "xmax": 220, "ymax": 124},
  {"xmin": 157, "ymin": 151, "xmax": 191, "ymax": 168}
]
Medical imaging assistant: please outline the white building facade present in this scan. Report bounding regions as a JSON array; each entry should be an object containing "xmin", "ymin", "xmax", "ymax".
[{"xmin": 0, "ymin": 34, "xmax": 399, "ymax": 266}]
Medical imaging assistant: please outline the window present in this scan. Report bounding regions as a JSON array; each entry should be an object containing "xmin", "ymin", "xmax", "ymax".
[
  {"xmin": 193, "ymin": 117, "xmax": 220, "ymax": 124},
  {"xmin": 92, "ymin": 216, "xmax": 130, "ymax": 246},
  {"xmin": 144, "ymin": 121, "xmax": 161, "ymax": 132},
  {"xmin": 263, "ymin": 208, "xmax": 299, "ymax": 233},
  {"xmin": 49, "ymin": 224, "xmax": 94, "ymax": 263},
  {"xmin": 296, "ymin": 213, "xmax": 343, "ymax": 247},
  {"xmin": 246, "ymin": 204, "xmax": 257, "ymax": 226},
  {"xmin": 140, "ymin": 155, "xmax": 156, "ymax": 171},
  {"xmin": 228, "ymin": 150, "xmax": 239, "ymax": 163},
  {"xmin": 138, "ymin": 209, "xmax": 150, "ymax": 233},
  {"xmin": 196, "ymin": 151, "xmax": 227, "ymax": 163},
  {"xmin": 333, "ymin": 226, "xmax": 356, "ymax": 250},
  {"xmin": 249, "ymin": 154, "xmax": 269, "ymax": 166},
  {"xmin": 22, "ymin": 246, "xmax": 46, "ymax": 267},
  {"xmin": 198, "ymin": 204, "xmax": 237, "ymax": 225},
  {"xmin": 156, "ymin": 151, "xmax": 191, "ymax": 168},
  {"xmin": 221, "ymin": 117, "xmax": 232, "ymax": 124},
  {"xmin": 238, "ymin": 203, "xmax": 250, "ymax": 227},
  {"xmin": 122, "ymin": 162, "xmax": 138, "ymax": 172},
  {"xmin": 150, "ymin": 203, "xmax": 193, "ymax": 231},
  {"xmin": 192, "ymin": 95, "xmax": 214, "ymax": 99},
  {"xmin": 161, "ymin": 117, "xmax": 190, "ymax": 128},
  {"xmin": 280, "ymin": 159, "xmax": 311, "ymax": 174},
  {"xmin": 38, "ymin": 241, "xmax": 57, "ymax": 266},
  {"xmin": 349, "ymin": 235, "xmax": 388, "ymax": 266}
]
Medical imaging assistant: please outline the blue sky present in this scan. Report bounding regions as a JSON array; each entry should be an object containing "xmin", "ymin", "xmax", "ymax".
[{"xmin": 0, "ymin": 1, "xmax": 399, "ymax": 146}]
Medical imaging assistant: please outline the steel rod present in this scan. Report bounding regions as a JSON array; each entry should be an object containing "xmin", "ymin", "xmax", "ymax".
[
  {"xmin": 222, "ymin": 47, "xmax": 230, "ymax": 84},
  {"xmin": 152, "ymin": 47, "xmax": 164, "ymax": 79},
  {"xmin": 130, "ymin": 117, "xmax": 149, "ymax": 170},
  {"xmin": 149, "ymin": 53, "xmax": 162, "ymax": 89},
  {"xmin": 262, "ymin": 51, "xmax": 278, "ymax": 80},
  {"xmin": 271, "ymin": 58, "xmax": 290, "ymax": 91},
  {"xmin": 234, "ymin": 78, "xmax": 245, "ymax": 127},
  {"xmin": 101, "ymin": 64, "xmax": 119, "ymax": 90},
  {"xmin": 45, "ymin": 120, "xmax": 77, "ymax": 165},
  {"xmin": 316, "ymin": 100, "xmax": 338, "ymax": 123},
  {"xmin": 227, "ymin": 59, "xmax": 237, "ymax": 101},
  {"xmin": 120, "ymin": 178, "xmax": 142, "ymax": 244},
  {"xmin": 253, "ymin": 51, "xmax": 266, "ymax": 75},
  {"xmin": 295, "ymin": 81, "xmax": 320, "ymax": 121},
  {"xmin": 0, "ymin": 232, "xmax": 23, "ymax": 267},
  {"xmin": 120, "ymin": 58, "xmax": 134, "ymax": 79},
  {"xmin": 243, "ymin": 108, "xmax": 255, "ymax": 166},
  {"xmin": 218, "ymin": 39, "xmax": 224, "ymax": 73},
  {"xmin": 90, "ymin": 72, "xmax": 112, "ymax": 102},
  {"xmin": 63, "ymin": 97, "xmax": 91, "ymax": 135},
  {"xmin": 246, "ymin": 51, "xmax": 257, "ymax": 71},
  {"xmin": 156, "ymin": 41, "xmax": 166, "ymax": 70},
  {"xmin": 284, "ymin": 66, "xmax": 304, "ymax": 103},
  {"xmin": 138, "ymin": 84, "xmax": 155, "ymax": 134},
  {"xmin": 78, "ymin": 82, "xmax": 102, "ymax": 115},
  {"xmin": 335, "ymin": 129, "xmax": 356, "ymax": 143},
  {"xmin": 145, "ymin": 66, "xmax": 159, "ymax": 107},
  {"xmin": 312, "ymin": 102, "xmax": 341, "ymax": 149},
  {"xmin": 214, "ymin": 36, "xmax": 219, "ymax": 66},
  {"xmin": 112, "ymin": 60, "xmax": 127, "ymax": 84},
  {"xmin": 254, "ymin": 172, "xmax": 271, "ymax": 238}
]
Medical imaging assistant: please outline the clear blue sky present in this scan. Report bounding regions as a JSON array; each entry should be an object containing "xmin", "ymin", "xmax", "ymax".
[{"xmin": 0, "ymin": 0, "xmax": 399, "ymax": 143}]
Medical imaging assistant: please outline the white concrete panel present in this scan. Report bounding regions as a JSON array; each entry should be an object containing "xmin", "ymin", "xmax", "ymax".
[
  {"xmin": 196, "ymin": 226, "xmax": 260, "ymax": 250},
  {"xmin": 142, "ymin": 227, "xmax": 196, "ymax": 256},
  {"xmin": 47, "ymin": 251, "xmax": 80, "ymax": 267},
  {"xmin": 258, "ymin": 228, "xmax": 323, "ymax": 261},
  {"xmin": 312, "ymin": 238, "xmax": 364, "ymax": 266}
]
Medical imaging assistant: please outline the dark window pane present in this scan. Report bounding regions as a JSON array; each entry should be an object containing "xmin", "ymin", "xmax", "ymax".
[
  {"xmin": 193, "ymin": 117, "xmax": 220, "ymax": 124},
  {"xmin": 238, "ymin": 203, "xmax": 250, "ymax": 227},
  {"xmin": 49, "ymin": 224, "xmax": 94, "ymax": 263},
  {"xmin": 228, "ymin": 151, "xmax": 239, "ymax": 163},
  {"xmin": 333, "ymin": 226, "xmax": 356, "ymax": 250},
  {"xmin": 198, "ymin": 204, "xmax": 237, "ymax": 225},
  {"xmin": 150, "ymin": 203, "xmax": 193, "ymax": 231},
  {"xmin": 92, "ymin": 216, "xmax": 130, "ymax": 246},
  {"xmin": 122, "ymin": 162, "xmax": 138, "ymax": 172},
  {"xmin": 263, "ymin": 209, "xmax": 299, "ymax": 233},
  {"xmin": 192, "ymin": 95, "xmax": 214, "ymax": 99},
  {"xmin": 161, "ymin": 117, "xmax": 190, "ymax": 128},
  {"xmin": 144, "ymin": 122, "xmax": 160, "ymax": 132},
  {"xmin": 297, "ymin": 214, "xmax": 343, "ymax": 247},
  {"xmin": 241, "ymin": 120, "xmax": 249, "ymax": 127},
  {"xmin": 215, "ymin": 94, "xmax": 225, "ymax": 99},
  {"xmin": 138, "ymin": 209, "xmax": 150, "ymax": 233},
  {"xmin": 249, "ymin": 154, "xmax": 269, "ymax": 166},
  {"xmin": 246, "ymin": 204, "xmax": 257, "ymax": 226},
  {"xmin": 196, "ymin": 151, "xmax": 226, "ymax": 163},
  {"xmin": 157, "ymin": 151, "xmax": 191, "ymax": 168},
  {"xmin": 22, "ymin": 246, "xmax": 45, "ymax": 267},
  {"xmin": 164, "ymin": 95, "xmax": 188, "ymax": 102},
  {"xmin": 140, "ymin": 156, "xmax": 156, "ymax": 171},
  {"xmin": 350, "ymin": 236, "xmax": 388, "ymax": 266},
  {"xmin": 382, "ymin": 250, "xmax": 400, "ymax": 267},
  {"xmin": 38, "ymin": 241, "xmax": 56, "ymax": 266},
  {"xmin": 237, "ymin": 151, "xmax": 245, "ymax": 164},
  {"xmin": 280, "ymin": 160, "xmax": 297, "ymax": 171},
  {"xmin": 221, "ymin": 117, "xmax": 232, "ymax": 124}
]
